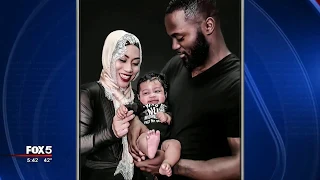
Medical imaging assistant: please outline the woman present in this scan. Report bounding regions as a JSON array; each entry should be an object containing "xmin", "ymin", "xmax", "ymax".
[{"xmin": 80, "ymin": 30, "xmax": 142, "ymax": 180}]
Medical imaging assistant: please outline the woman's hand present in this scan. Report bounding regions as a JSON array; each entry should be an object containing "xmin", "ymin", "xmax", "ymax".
[{"xmin": 112, "ymin": 110, "xmax": 135, "ymax": 138}]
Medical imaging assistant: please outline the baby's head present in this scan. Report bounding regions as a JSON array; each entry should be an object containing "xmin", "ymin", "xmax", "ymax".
[{"xmin": 137, "ymin": 72, "xmax": 168, "ymax": 105}]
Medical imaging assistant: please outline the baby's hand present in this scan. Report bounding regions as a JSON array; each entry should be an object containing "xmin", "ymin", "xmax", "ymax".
[
  {"xmin": 117, "ymin": 105, "xmax": 128, "ymax": 119},
  {"xmin": 156, "ymin": 112, "xmax": 172, "ymax": 125}
]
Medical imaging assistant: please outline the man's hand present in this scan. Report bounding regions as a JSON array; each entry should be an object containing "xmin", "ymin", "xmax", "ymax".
[
  {"xmin": 156, "ymin": 112, "xmax": 172, "ymax": 125},
  {"xmin": 134, "ymin": 150, "xmax": 165, "ymax": 174}
]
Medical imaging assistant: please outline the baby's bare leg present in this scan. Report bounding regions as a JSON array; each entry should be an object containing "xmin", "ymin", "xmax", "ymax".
[
  {"xmin": 137, "ymin": 130, "xmax": 160, "ymax": 159},
  {"xmin": 136, "ymin": 132, "xmax": 148, "ymax": 157},
  {"xmin": 159, "ymin": 139, "xmax": 181, "ymax": 177}
]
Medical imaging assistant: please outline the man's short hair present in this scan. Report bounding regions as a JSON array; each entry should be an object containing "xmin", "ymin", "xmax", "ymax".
[{"xmin": 165, "ymin": 0, "xmax": 219, "ymax": 21}]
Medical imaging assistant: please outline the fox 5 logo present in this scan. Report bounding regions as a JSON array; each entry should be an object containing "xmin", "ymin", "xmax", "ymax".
[{"xmin": 26, "ymin": 146, "xmax": 52, "ymax": 155}]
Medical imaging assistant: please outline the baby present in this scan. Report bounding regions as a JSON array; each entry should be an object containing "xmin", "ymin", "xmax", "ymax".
[{"xmin": 117, "ymin": 72, "xmax": 181, "ymax": 177}]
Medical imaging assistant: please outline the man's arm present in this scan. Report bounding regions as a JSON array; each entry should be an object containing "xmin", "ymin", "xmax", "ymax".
[{"xmin": 174, "ymin": 137, "xmax": 241, "ymax": 180}]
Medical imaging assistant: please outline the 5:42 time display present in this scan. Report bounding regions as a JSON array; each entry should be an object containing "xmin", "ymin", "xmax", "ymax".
[{"xmin": 27, "ymin": 158, "xmax": 38, "ymax": 163}]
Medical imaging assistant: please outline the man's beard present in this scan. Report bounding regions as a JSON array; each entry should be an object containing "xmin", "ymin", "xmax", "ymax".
[{"xmin": 183, "ymin": 31, "xmax": 210, "ymax": 71}]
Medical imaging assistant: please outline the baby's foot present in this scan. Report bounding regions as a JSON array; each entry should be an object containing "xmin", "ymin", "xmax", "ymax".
[
  {"xmin": 146, "ymin": 130, "xmax": 160, "ymax": 159},
  {"xmin": 159, "ymin": 162, "xmax": 172, "ymax": 177}
]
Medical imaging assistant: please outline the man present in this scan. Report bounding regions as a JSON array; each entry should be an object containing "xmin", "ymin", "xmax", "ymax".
[{"xmin": 129, "ymin": 0, "xmax": 241, "ymax": 179}]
